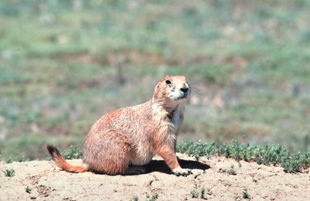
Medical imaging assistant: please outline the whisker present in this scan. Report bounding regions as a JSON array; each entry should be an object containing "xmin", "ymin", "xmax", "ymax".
[
  {"xmin": 190, "ymin": 89, "xmax": 201, "ymax": 95},
  {"xmin": 190, "ymin": 87, "xmax": 199, "ymax": 92},
  {"xmin": 188, "ymin": 81, "xmax": 199, "ymax": 87},
  {"xmin": 184, "ymin": 66, "xmax": 191, "ymax": 77},
  {"xmin": 188, "ymin": 82, "xmax": 200, "ymax": 90},
  {"xmin": 188, "ymin": 86, "xmax": 201, "ymax": 95}
]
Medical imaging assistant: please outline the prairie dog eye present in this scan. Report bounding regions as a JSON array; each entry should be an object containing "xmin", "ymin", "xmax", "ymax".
[{"xmin": 165, "ymin": 80, "xmax": 171, "ymax": 85}]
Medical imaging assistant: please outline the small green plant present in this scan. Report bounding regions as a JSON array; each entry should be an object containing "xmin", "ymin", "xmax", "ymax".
[
  {"xmin": 238, "ymin": 163, "xmax": 242, "ymax": 168},
  {"xmin": 190, "ymin": 184, "xmax": 205, "ymax": 199},
  {"xmin": 234, "ymin": 195, "xmax": 240, "ymax": 201},
  {"xmin": 61, "ymin": 145, "xmax": 83, "ymax": 159},
  {"xmin": 132, "ymin": 196, "xmax": 138, "ymax": 201},
  {"xmin": 25, "ymin": 186, "xmax": 31, "ymax": 194},
  {"xmin": 145, "ymin": 193, "xmax": 158, "ymax": 201},
  {"xmin": 16, "ymin": 156, "xmax": 30, "ymax": 162},
  {"xmin": 5, "ymin": 157, "xmax": 12, "ymax": 164},
  {"xmin": 200, "ymin": 188, "xmax": 205, "ymax": 199},
  {"xmin": 242, "ymin": 190, "xmax": 250, "ymax": 199},
  {"xmin": 228, "ymin": 164, "xmax": 237, "ymax": 175},
  {"xmin": 190, "ymin": 185, "xmax": 199, "ymax": 198},
  {"xmin": 0, "ymin": 156, "xmax": 30, "ymax": 163},
  {"xmin": 2, "ymin": 169, "xmax": 15, "ymax": 177}
]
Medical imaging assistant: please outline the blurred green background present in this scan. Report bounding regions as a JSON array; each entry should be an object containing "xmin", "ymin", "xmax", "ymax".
[{"xmin": 1, "ymin": 0, "xmax": 310, "ymax": 159}]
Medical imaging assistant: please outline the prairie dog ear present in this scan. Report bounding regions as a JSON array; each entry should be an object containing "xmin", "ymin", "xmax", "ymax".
[{"xmin": 163, "ymin": 75, "xmax": 172, "ymax": 80}]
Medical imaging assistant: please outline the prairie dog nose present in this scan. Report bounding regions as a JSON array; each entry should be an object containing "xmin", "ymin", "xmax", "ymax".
[{"xmin": 180, "ymin": 87, "xmax": 189, "ymax": 93}]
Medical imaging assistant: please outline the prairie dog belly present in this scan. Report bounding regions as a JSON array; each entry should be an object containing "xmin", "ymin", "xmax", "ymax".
[{"xmin": 130, "ymin": 141, "xmax": 155, "ymax": 165}]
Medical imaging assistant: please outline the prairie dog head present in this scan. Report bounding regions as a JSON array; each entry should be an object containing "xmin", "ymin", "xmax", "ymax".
[{"xmin": 153, "ymin": 75, "xmax": 190, "ymax": 109}]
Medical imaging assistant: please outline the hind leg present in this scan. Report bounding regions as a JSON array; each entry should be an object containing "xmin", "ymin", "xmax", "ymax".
[{"xmin": 83, "ymin": 129, "xmax": 135, "ymax": 175}]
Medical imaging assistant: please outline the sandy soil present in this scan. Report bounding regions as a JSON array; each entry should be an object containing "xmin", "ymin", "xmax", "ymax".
[{"xmin": 1, "ymin": 153, "xmax": 309, "ymax": 201}]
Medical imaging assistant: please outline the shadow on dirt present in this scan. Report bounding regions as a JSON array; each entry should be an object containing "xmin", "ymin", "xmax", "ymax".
[
  {"xmin": 143, "ymin": 158, "xmax": 210, "ymax": 174},
  {"xmin": 91, "ymin": 158, "xmax": 210, "ymax": 175}
]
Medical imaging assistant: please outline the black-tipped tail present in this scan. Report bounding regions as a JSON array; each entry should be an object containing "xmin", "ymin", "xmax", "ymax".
[
  {"xmin": 46, "ymin": 144, "xmax": 61, "ymax": 160},
  {"xmin": 45, "ymin": 143, "xmax": 88, "ymax": 173}
]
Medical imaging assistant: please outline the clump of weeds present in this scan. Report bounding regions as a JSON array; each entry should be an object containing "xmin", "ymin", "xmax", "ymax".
[
  {"xmin": 2, "ymin": 169, "xmax": 15, "ymax": 177},
  {"xmin": 228, "ymin": 164, "xmax": 237, "ymax": 175},
  {"xmin": 190, "ymin": 184, "xmax": 207, "ymax": 199},
  {"xmin": 242, "ymin": 190, "xmax": 250, "ymax": 199},
  {"xmin": 146, "ymin": 193, "xmax": 158, "ymax": 201},
  {"xmin": 177, "ymin": 139, "xmax": 310, "ymax": 173}
]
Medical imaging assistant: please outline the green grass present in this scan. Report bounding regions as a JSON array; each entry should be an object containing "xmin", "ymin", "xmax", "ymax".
[
  {"xmin": 177, "ymin": 139, "xmax": 310, "ymax": 173},
  {"xmin": 1, "ymin": 140, "xmax": 309, "ymax": 174},
  {"xmin": 0, "ymin": 0, "xmax": 310, "ymax": 159}
]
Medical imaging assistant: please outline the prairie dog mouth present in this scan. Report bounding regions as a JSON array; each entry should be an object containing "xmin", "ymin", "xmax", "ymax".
[{"xmin": 171, "ymin": 87, "xmax": 190, "ymax": 100}]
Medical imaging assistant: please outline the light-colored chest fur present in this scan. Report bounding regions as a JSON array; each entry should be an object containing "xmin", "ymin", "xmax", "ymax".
[
  {"xmin": 170, "ymin": 104, "xmax": 184, "ymax": 136},
  {"xmin": 130, "ymin": 103, "xmax": 184, "ymax": 166}
]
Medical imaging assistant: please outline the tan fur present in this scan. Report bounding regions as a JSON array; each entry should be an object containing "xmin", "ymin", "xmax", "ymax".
[{"xmin": 46, "ymin": 75, "xmax": 191, "ymax": 176}]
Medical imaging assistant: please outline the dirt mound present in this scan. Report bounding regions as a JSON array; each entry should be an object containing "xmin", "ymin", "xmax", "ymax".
[{"xmin": 1, "ymin": 153, "xmax": 309, "ymax": 200}]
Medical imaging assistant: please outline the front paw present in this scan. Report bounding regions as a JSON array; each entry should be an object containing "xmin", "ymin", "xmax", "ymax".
[{"xmin": 172, "ymin": 168, "xmax": 192, "ymax": 176}]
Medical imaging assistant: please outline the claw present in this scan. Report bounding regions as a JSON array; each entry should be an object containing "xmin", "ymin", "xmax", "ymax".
[
  {"xmin": 182, "ymin": 170, "xmax": 192, "ymax": 176},
  {"xmin": 172, "ymin": 168, "xmax": 191, "ymax": 176}
]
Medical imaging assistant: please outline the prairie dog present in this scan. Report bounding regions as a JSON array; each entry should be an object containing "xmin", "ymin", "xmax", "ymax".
[{"xmin": 46, "ymin": 75, "xmax": 191, "ymax": 176}]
